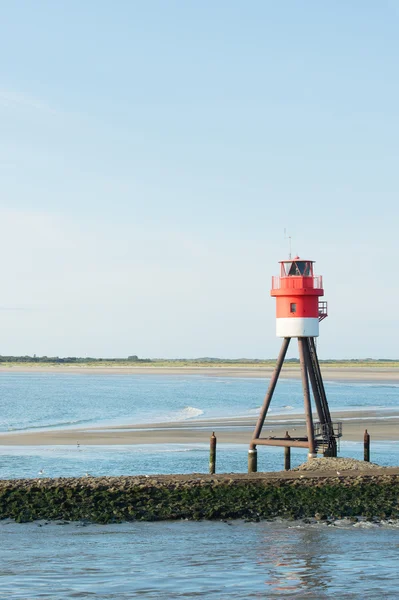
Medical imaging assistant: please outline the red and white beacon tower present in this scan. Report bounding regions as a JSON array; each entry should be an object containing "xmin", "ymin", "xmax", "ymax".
[
  {"xmin": 273, "ymin": 258, "xmax": 325, "ymax": 338},
  {"xmin": 248, "ymin": 256, "xmax": 341, "ymax": 472}
]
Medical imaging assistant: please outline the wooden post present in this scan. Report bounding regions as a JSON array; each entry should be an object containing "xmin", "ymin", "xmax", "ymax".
[
  {"xmin": 209, "ymin": 432, "xmax": 217, "ymax": 474},
  {"xmin": 248, "ymin": 448, "xmax": 257, "ymax": 473},
  {"xmin": 364, "ymin": 429, "xmax": 370, "ymax": 462},
  {"xmin": 284, "ymin": 431, "xmax": 291, "ymax": 470}
]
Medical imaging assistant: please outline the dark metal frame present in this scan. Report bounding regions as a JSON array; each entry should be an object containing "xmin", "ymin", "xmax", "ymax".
[{"xmin": 249, "ymin": 336, "xmax": 342, "ymax": 469}]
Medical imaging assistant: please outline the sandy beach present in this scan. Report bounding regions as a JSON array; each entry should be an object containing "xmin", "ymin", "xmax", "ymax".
[
  {"xmin": 0, "ymin": 365, "xmax": 398, "ymax": 447},
  {"xmin": 1, "ymin": 363, "xmax": 399, "ymax": 383}
]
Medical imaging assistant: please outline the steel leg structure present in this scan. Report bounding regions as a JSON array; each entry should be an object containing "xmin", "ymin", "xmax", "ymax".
[{"xmin": 248, "ymin": 336, "xmax": 340, "ymax": 472}]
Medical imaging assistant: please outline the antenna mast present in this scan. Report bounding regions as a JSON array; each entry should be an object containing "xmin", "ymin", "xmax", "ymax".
[{"xmin": 284, "ymin": 229, "xmax": 292, "ymax": 259}]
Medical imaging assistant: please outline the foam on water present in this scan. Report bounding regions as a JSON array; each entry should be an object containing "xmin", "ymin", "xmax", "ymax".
[{"xmin": 169, "ymin": 405, "xmax": 204, "ymax": 420}]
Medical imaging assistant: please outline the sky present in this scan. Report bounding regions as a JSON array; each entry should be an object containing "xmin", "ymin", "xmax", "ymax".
[{"xmin": 0, "ymin": 1, "xmax": 399, "ymax": 359}]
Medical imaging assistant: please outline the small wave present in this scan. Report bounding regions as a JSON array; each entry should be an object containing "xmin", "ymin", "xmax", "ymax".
[
  {"xmin": 177, "ymin": 406, "xmax": 204, "ymax": 420},
  {"xmin": 352, "ymin": 521, "xmax": 380, "ymax": 529},
  {"xmin": 247, "ymin": 407, "xmax": 261, "ymax": 415},
  {"xmin": 356, "ymin": 383, "xmax": 399, "ymax": 389},
  {"xmin": 325, "ymin": 381, "xmax": 399, "ymax": 389},
  {"xmin": 157, "ymin": 406, "xmax": 205, "ymax": 423},
  {"xmin": 159, "ymin": 446, "xmax": 203, "ymax": 453},
  {"xmin": 1, "ymin": 418, "xmax": 94, "ymax": 433}
]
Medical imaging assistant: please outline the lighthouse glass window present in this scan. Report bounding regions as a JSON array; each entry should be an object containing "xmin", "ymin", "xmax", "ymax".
[{"xmin": 284, "ymin": 261, "xmax": 312, "ymax": 276}]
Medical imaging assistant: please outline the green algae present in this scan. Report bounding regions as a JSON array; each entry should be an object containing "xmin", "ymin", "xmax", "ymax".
[{"xmin": 0, "ymin": 475, "xmax": 398, "ymax": 524}]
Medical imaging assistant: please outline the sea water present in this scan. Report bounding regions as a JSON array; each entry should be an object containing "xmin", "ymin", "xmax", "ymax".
[
  {"xmin": 0, "ymin": 372, "xmax": 398, "ymax": 433},
  {"xmin": 0, "ymin": 372, "xmax": 398, "ymax": 598},
  {"xmin": 1, "ymin": 519, "xmax": 398, "ymax": 599},
  {"xmin": 0, "ymin": 372, "xmax": 398, "ymax": 479}
]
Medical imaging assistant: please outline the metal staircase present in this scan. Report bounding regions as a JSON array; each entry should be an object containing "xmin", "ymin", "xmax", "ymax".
[
  {"xmin": 306, "ymin": 337, "xmax": 341, "ymax": 456},
  {"xmin": 318, "ymin": 301, "xmax": 328, "ymax": 322}
]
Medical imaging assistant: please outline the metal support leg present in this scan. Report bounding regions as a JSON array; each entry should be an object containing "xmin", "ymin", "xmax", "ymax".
[
  {"xmin": 298, "ymin": 338, "xmax": 316, "ymax": 457},
  {"xmin": 303, "ymin": 338, "xmax": 326, "ymax": 426},
  {"xmin": 250, "ymin": 337, "xmax": 291, "ymax": 447}
]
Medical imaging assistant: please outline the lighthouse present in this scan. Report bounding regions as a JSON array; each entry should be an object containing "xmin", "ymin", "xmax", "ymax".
[{"xmin": 248, "ymin": 256, "xmax": 341, "ymax": 472}]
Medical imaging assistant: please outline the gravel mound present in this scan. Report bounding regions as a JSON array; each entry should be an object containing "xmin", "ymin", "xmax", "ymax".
[{"xmin": 293, "ymin": 457, "xmax": 383, "ymax": 472}]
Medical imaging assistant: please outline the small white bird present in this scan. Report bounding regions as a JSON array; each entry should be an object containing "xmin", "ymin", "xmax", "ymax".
[
  {"xmin": 299, "ymin": 475, "xmax": 304, "ymax": 479},
  {"xmin": 336, "ymin": 471, "xmax": 341, "ymax": 476},
  {"xmin": 85, "ymin": 472, "xmax": 91, "ymax": 477},
  {"xmin": 38, "ymin": 469, "xmax": 45, "ymax": 475}
]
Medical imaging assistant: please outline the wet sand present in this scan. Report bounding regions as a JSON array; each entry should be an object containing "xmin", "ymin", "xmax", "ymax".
[
  {"xmin": 0, "ymin": 408, "xmax": 398, "ymax": 446},
  {"xmin": 0, "ymin": 364, "xmax": 399, "ymax": 383},
  {"xmin": 0, "ymin": 365, "xmax": 397, "ymax": 446}
]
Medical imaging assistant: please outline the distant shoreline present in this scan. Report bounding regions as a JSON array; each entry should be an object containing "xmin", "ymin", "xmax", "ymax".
[{"xmin": 0, "ymin": 363, "xmax": 398, "ymax": 383}]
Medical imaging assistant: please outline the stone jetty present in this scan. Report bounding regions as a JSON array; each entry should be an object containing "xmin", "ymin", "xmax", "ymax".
[{"xmin": 1, "ymin": 459, "xmax": 398, "ymax": 523}]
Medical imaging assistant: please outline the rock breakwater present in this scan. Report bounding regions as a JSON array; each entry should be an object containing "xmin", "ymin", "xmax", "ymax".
[{"xmin": 1, "ymin": 467, "xmax": 399, "ymax": 524}]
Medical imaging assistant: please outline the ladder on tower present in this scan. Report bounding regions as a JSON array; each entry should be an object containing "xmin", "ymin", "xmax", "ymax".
[{"xmin": 306, "ymin": 337, "xmax": 341, "ymax": 456}]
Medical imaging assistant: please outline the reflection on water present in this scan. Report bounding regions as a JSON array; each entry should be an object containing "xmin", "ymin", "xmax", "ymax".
[
  {"xmin": 258, "ymin": 526, "xmax": 331, "ymax": 595},
  {"xmin": 0, "ymin": 519, "xmax": 398, "ymax": 599}
]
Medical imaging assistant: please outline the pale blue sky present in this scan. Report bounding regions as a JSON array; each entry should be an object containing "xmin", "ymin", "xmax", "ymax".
[{"xmin": 0, "ymin": 1, "xmax": 398, "ymax": 358}]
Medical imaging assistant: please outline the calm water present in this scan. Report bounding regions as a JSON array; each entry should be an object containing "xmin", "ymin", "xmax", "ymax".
[
  {"xmin": 1, "ymin": 441, "xmax": 399, "ymax": 481},
  {"xmin": 0, "ymin": 372, "xmax": 398, "ymax": 598},
  {"xmin": 1, "ymin": 519, "xmax": 399, "ymax": 599},
  {"xmin": 0, "ymin": 372, "xmax": 398, "ymax": 433}
]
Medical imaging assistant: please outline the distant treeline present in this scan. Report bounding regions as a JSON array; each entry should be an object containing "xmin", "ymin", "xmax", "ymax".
[
  {"xmin": 0, "ymin": 355, "xmax": 398, "ymax": 365},
  {"xmin": 0, "ymin": 355, "xmax": 151, "ymax": 364}
]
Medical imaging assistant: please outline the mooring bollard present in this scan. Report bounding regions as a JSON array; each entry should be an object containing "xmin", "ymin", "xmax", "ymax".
[
  {"xmin": 248, "ymin": 448, "xmax": 257, "ymax": 473},
  {"xmin": 209, "ymin": 432, "xmax": 217, "ymax": 474},
  {"xmin": 364, "ymin": 429, "xmax": 370, "ymax": 462},
  {"xmin": 284, "ymin": 431, "xmax": 291, "ymax": 470}
]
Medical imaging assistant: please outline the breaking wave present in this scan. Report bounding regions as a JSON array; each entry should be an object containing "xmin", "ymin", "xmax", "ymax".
[{"xmin": 177, "ymin": 406, "xmax": 204, "ymax": 420}]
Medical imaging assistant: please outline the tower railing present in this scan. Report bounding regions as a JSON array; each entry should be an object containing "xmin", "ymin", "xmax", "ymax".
[{"xmin": 271, "ymin": 275, "xmax": 323, "ymax": 290}]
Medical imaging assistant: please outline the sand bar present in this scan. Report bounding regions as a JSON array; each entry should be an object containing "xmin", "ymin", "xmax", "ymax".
[
  {"xmin": 0, "ymin": 365, "xmax": 397, "ymax": 446},
  {"xmin": 0, "ymin": 408, "xmax": 398, "ymax": 446}
]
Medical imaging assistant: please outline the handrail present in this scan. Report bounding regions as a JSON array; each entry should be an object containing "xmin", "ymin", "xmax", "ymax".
[{"xmin": 272, "ymin": 275, "xmax": 323, "ymax": 290}]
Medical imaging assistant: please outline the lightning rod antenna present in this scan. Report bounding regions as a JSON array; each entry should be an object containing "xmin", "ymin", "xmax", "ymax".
[{"xmin": 284, "ymin": 229, "xmax": 292, "ymax": 259}]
